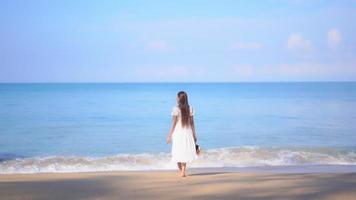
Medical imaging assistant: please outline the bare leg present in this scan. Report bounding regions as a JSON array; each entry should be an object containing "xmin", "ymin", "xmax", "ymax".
[
  {"xmin": 181, "ymin": 163, "xmax": 186, "ymax": 177},
  {"xmin": 177, "ymin": 162, "xmax": 182, "ymax": 172}
]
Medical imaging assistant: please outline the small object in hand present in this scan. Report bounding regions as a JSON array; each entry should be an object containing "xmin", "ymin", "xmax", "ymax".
[{"xmin": 195, "ymin": 144, "xmax": 201, "ymax": 155}]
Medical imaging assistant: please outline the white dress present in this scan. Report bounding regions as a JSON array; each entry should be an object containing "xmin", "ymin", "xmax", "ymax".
[{"xmin": 171, "ymin": 106, "xmax": 198, "ymax": 163}]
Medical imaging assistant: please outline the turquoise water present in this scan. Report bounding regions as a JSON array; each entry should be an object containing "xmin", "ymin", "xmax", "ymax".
[{"xmin": 1, "ymin": 82, "xmax": 356, "ymax": 173}]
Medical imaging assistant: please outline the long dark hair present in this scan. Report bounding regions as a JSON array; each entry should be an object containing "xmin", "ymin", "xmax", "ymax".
[{"xmin": 177, "ymin": 91, "xmax": 191, "ymax": 128}]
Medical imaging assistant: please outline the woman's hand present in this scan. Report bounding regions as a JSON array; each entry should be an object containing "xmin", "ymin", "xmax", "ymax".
[{"xmin": 166, "ymin": 135, "xmax": 172, "ymax": 144}]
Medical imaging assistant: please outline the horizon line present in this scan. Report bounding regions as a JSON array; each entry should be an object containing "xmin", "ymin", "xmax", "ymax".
[{"xmin": 1, "ymin": 81, "xmax": 356, "ymax": 84}]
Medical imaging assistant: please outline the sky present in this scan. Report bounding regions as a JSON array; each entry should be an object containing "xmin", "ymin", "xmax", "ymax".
[{"xmin": 0, "ymin": 0, "xmax": 356, "ymax": 82}]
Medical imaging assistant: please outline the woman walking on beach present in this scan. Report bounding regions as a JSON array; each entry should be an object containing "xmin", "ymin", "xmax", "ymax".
[{"xmin": 166, "ymin": 91, "xmax": 198, "ymax": 177}]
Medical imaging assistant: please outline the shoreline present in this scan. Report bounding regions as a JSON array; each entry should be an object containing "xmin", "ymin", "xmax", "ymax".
[
  {"xmin": 1, "ymin": 169, "xmax": 356, "ymax": 200},
  {"xmin": 1, "ymin": 164, "xmax": 356, "ymax": 175}
]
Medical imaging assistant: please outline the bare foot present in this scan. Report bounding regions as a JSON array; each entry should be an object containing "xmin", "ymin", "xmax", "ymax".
[{"xmin": 180, "ymin": 172, "xmax": 186, "ymax": 177}]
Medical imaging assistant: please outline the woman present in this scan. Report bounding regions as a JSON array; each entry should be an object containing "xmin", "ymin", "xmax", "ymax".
[{"xmin": 166, "ymin": 91, "xmax": 198, "ymax": 177}]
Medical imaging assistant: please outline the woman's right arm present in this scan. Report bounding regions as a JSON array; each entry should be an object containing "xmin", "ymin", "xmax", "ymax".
[
  {"xmin": 190, "ymin": 116, "xmax": 197, "ymax": 142},
  {"xmin": 166, "ymin": 116, "xmax": 177, "ymax": 144}
]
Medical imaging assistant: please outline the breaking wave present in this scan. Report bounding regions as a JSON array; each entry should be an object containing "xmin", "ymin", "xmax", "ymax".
[{"xmin": 1, "ymin": 146, "xmax": 356, "ymax": 174}]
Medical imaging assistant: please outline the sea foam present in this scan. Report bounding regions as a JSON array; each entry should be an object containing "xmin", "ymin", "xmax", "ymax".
[{"xmin": 1, "ymin": 146, "xmax": 356, "ymax": 174}]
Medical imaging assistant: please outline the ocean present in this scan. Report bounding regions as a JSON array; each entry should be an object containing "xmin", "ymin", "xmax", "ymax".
[{"xmin": 1, "ymin": 82, "xmax": 356, "ymax": 173}]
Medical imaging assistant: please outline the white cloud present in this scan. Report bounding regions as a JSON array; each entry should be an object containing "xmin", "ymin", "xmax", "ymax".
[
  {"xmin": 135, "ymin": 65, "xmax": 187, "ymax": 77},
  {"xmin": 146, "ymin": 40, "xmax": 171, "ymax": 51},
  {"xmin": 287, "ymin": 33, "xmax": 313, "ymax": 52},
  {"xmin": 133, "ymin": 65, "xmax": 207, "ymax": 81},
  {"xmin": 231, "ymin": 42, "xmax": 264, "ymax": 50},
  {"xmin": 229, "ymin": 62, "xmax": 356, "ymax": 81},
  {"xmin": 231, "ymin": 64, "xmax": 254, "ymax": 77},
  {"xmin": 327, "ymin": 28, "xmax": 342, "ymax": 48}
]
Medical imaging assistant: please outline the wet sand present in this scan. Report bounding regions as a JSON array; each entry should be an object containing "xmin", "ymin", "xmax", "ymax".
[{"xmin": 1, "ymin": 169, "xmax": 356, "ymax": 200}]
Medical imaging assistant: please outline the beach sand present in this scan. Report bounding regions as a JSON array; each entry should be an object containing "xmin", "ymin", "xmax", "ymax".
[{"xmin": 1, "ymin": 170, "xmax": 356, "ymax": 200}]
